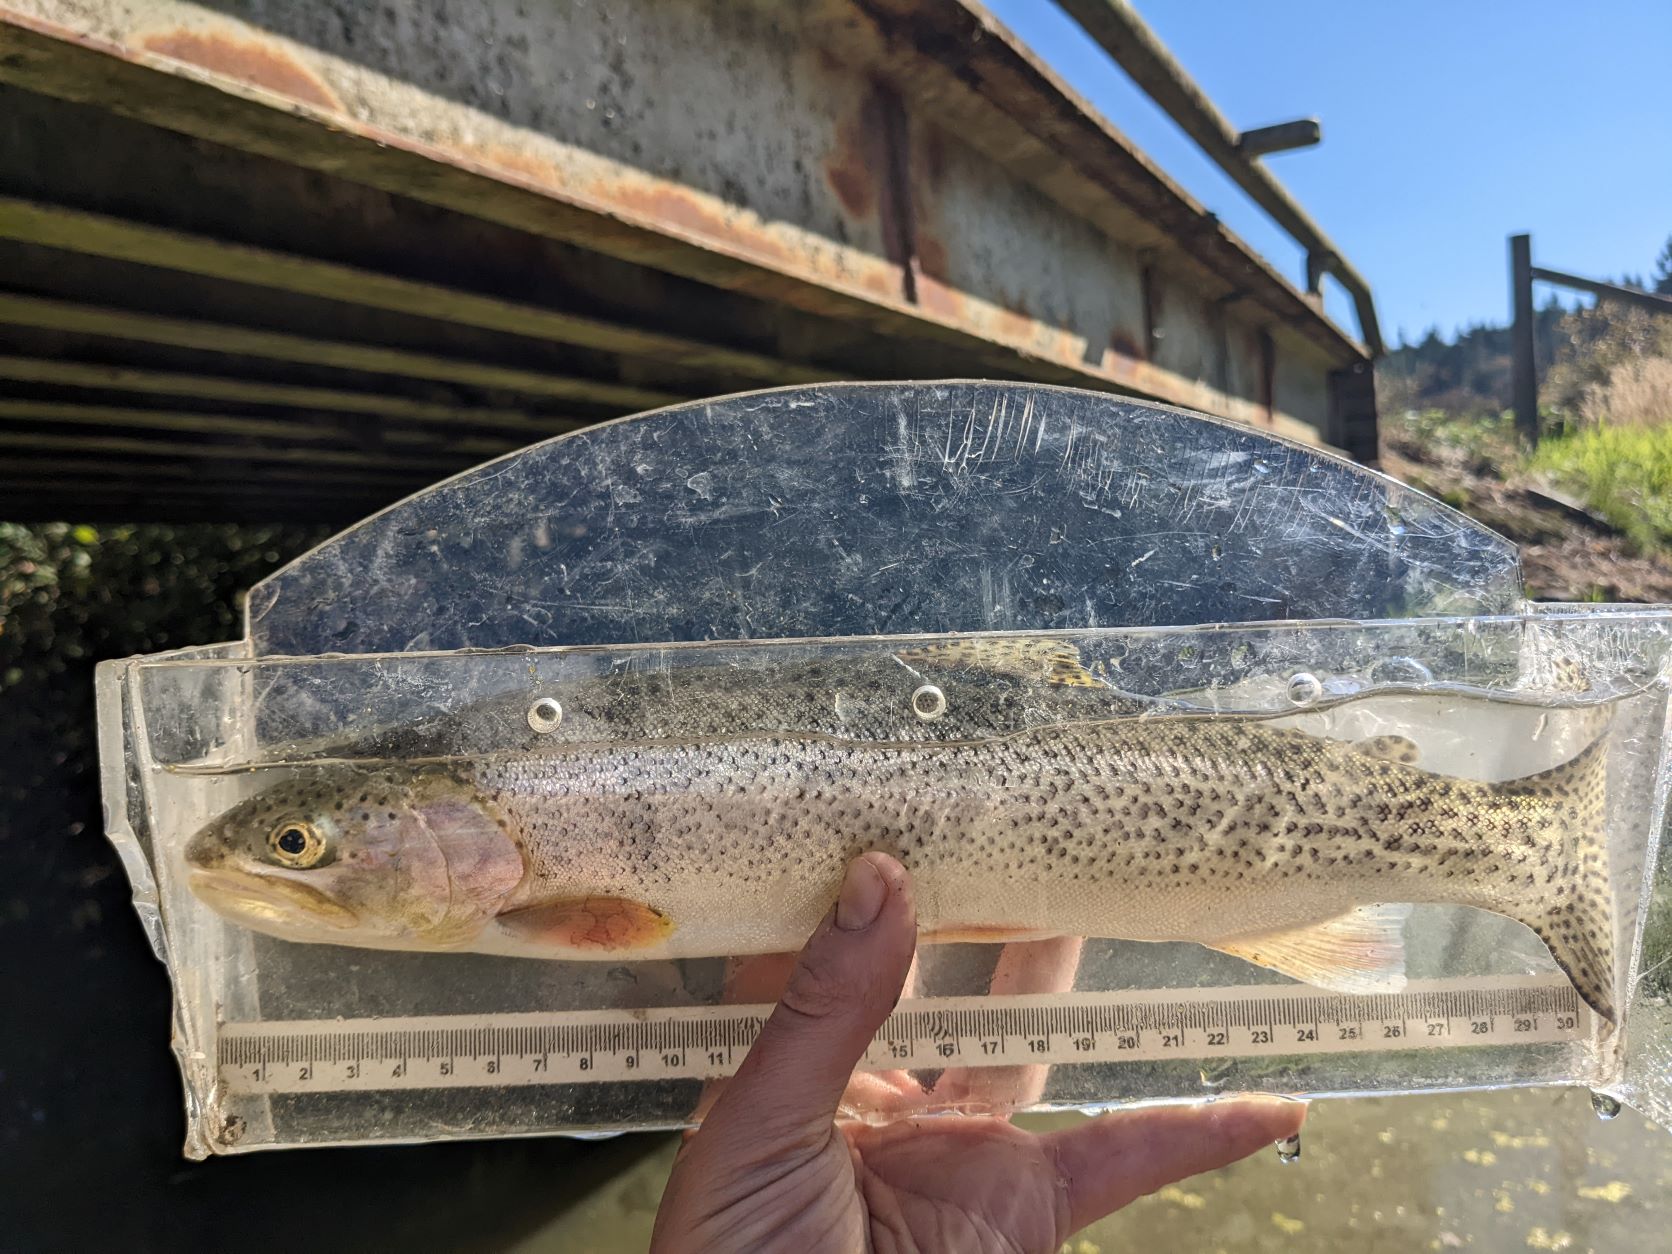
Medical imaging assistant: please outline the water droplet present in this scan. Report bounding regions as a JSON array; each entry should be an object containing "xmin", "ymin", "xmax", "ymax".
[
  {"xmin": 1198, "ymin": 1060, "xmax": 1233, "ymax": 1089},
  {"xmin": 1385, "ymin": 508, "xmax": 1408, "ymax": 537},
  {"xmin": 1591, "ymin": 1091, "xmax": 1623, "ymax": 1121},
  {"xmin": 527, "ymin": 697, "xmax": 563, "ymax": 733},
  {"xmin": 911, "ymin": 684, "xmax": 947, "ymax": 722},
  {"xmin": 1276, "ymin": 1133, "xmax": 1301, "ymax": 1164},
  {"xmin": 1210, "ymin": 542, "xmax": 1223, "ymax": 560},
  {"xmin": 1285, "ymin": 672, "xmax": 1323, "ymax": 707},
  {"xmin": 1253, "ymin": 459, "xmax": 1273, "ymax": 476}
]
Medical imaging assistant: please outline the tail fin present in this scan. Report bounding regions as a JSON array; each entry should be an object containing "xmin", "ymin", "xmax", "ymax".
[{"xmin": 1498, "ymin": 735, "xmax": 1615, "ymax": 1024}]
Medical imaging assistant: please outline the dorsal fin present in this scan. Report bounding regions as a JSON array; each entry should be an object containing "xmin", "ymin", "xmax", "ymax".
[{"xmin": 897, "ymin": 637, "xmax": 1106, "ymax": 687}]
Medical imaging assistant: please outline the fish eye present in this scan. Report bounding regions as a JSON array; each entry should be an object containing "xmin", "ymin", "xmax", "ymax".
[{"xmin": 267, "ymin": 820, "xmax": 327, "ymax": 868}]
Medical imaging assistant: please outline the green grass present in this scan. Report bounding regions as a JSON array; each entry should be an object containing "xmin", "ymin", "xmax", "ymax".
[{"xmin": 1530, "ymin": 423, "xmax": 1672, "ymax": 551}]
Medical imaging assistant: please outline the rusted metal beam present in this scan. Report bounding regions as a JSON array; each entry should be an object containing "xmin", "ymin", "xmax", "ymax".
[
  {"xmin": 0, "ymin": 429, "xmax": 491, "ymax": 471},
  {"xmin": 0, "ymin": 356, "xmax": 581, "ymax": 434},
  {"xmin": 848, "ymin": 0, "xmax": 1365, "ymax": 358},
  {"xmin": 0, "ymin": 292, "xmax": 683, "ymax": 409},
  {"xmin": 0, "ymin": 1, "xmax": 1367, "ymax": 445},
  {"xmin": 0, "ymin": 196, "xmax": 843, "ymax": 387},
  {"xmin": 0, "ymin": 480, "xmax": 394, "ymax": 523},
  {"xmin": 1051, "ymin": 0, "xmax": 1383, "ymax": 354},
  {"xmin": 0, "ymin": 452, "xmax": 436, "ymax": 489},
  {"xmin": 0, "ymin": 398, "xmax": 524, "ymax": 456},
  {"xmin": 0, "ymin": 459, "xmax": 426, "ymax": 521}
]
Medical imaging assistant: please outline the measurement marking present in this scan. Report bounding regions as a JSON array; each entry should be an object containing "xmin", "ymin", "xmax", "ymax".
[{"xmin": 217, "ymin": 976, "xmax": 1588, "ymax": 1096}]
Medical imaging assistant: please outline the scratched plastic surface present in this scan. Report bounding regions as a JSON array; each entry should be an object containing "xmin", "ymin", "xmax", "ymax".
[{"xmin": 93, "ymin": 382, "xmax": 1672, "ymax": 1156}]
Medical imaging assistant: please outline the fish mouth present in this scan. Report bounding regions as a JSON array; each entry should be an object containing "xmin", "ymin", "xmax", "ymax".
[{"xmin": 188, "ymin": 869, "xmax": 360, "ymax": 932}]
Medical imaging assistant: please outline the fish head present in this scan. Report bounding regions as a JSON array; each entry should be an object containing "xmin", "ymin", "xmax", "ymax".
[{"xmin": 184, "ymin": 765, "xmax": 526, "ymax": 950}]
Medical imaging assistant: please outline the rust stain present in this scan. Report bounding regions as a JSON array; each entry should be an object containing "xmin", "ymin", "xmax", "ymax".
[
  {"xmin": 822, "ymin": 81, "xmax": 921, "ymax": 303},
  {"xmin": 825, "ymin": 151, "xmax": 874, "ymax": 218},
  {"xmin": 919, "ymin": 128, "xmax": 948, "ymax": 190},
  {"xmin": 610, "ymin": 180, "xmax": 793, "ymax": 265},
  {"xmin": 916, "ymin": 276, "xmax": 1043, "ymax": 349},
  {"xmin": 915, "ymin": 231, "xmax": 949, "ymax": 281},
  {"xmin": 914, "ymin": 274, "xmax": 963, "ymax": 323},
  {"xmin": 470, "ymin": 143, "xmax": 565, "ymax": 190},
  {"xmin": 1109, "ymin": 329, "xmax": 1145, "ymax": 360},
  {"xmin": 824, "ymin": 92, "xmax": 886, "ymax": 219},
  {"xmin": 595, "ymin": 176, "xmax": 898, "ymax": 303},
  {"xmin": 141, "ymin": 30, "xmax": 341, "ymax": 111},
  {"xmin": 992, "ymin": 303, "xmax": 1041, "ymax": 345},
  {"xmin": 450, "ymin": 138, "xmax": 910, "ymax": 300}
]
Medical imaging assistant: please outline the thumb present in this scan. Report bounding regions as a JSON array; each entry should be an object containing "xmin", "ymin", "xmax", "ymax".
[{"xmin": 699, "ymin": 852, "xmax": 917, "ymax": 1149}]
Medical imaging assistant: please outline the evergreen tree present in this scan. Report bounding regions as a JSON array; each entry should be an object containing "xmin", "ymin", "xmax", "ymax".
[{"xmin": 1654, "ymin": 234, "xmax": 1672, "ymax": 296}]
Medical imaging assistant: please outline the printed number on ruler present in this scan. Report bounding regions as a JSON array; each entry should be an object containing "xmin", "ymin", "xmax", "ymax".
[{"xmin": 218, "ymin": 976, "xmax": 1587, "ymax": 1095}]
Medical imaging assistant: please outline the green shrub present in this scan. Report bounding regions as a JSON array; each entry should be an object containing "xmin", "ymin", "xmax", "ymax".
[
  {"xmin": 1530, "ymin": 424, "xmax": 1672, "ymax": 550},
  {"xmin": 0, "ymin": 523, "xmax": 327, "ymax": 692}
]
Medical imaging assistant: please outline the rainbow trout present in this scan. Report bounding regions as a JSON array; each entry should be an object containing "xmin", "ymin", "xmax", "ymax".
[{"xmin": 185, "ymin": 681, "xmax": 1618, "ymax": 1022}]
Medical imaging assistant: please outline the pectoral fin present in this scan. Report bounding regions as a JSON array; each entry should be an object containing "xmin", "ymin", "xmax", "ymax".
[
  {"xmin": 1208, "ymin": 903, "xmax": 1413, "ymax": 994},
  {"xmin": 496, "ymin": 896, "xmax": 674, "ymax": 952}
]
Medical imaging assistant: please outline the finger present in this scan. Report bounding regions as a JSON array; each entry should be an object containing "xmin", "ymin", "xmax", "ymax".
[
  {"xmin": 697, "ymin": 852, "xmax": 917, "ymax": 1152},
  {"xmin": 838, "ymin": 1067, "xmax": 927, "ymax": 1116},
  {"xmin": 935, "ymin": 936, "xmax": 1084, "ymax": 1113},
  {"xmin": 721, "ymin": 950, "xmax": 801, "ymax": 1003},
  {"xmin": 693, "ymin": 914, "xmax": 928, "ymax": 1128},
  {"xmin": 832, "ymin": 949, "xmax": 927, "ymax": 1119},
  {"xmin": 1044, "ymin": 1096, "xmax": 1307, "ymax": 1234},
  {"xmin": 685, "ymin": 950, "xmax": 803, "ymax": 1130},
  {"xmin": 989, "ymin": 935, "xmax": 1083, "ymax": 997}
]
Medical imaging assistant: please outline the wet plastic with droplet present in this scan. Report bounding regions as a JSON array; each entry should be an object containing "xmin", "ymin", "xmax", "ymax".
[{"xmin": 95, "ymin": 383, "xmax": 1672, "ymax": 1155}]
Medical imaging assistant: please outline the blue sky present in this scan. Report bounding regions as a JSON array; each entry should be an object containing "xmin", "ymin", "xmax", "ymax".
[{"xmin": 982, "ymin": 1, "xmax": 1672, "ymax": 345}]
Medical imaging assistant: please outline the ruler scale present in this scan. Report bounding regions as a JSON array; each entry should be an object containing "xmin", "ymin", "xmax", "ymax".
[{"xmin": 218, "ymin": 976, "xmax": 1588, "ymax": 1096}]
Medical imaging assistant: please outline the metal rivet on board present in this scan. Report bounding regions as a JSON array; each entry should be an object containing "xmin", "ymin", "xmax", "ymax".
[
  {"xmin": 1285, "ymin": 672, "xmax": 1323, "ymax": 707},
  {"xmin": 911, "ymin": 684, "xmax": 947, "ymax": 721},
  {"xmin": 527, "ymin": 697, "xmax": 564, "ymax": 733}
]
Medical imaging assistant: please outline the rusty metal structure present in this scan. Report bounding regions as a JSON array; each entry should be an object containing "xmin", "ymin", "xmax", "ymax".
[{"xmin": 0, "ymin": 0, "xmax": 1379, "ymax": 522}]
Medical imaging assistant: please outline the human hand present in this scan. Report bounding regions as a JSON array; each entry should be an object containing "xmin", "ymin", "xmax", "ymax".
[{"xmin": 651, "ymin": 852, "xmax": 1305, "ymax": 1252}]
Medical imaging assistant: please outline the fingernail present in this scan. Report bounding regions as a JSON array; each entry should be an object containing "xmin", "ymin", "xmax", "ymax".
[{"xmin": 836, "ymin": 856, "xmax": 888, "ymax": 931}]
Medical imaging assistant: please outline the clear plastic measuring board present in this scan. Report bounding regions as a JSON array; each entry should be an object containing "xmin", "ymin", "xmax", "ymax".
[{"xmin": 97, "ymin": 382, "xmax": 1672, "ymax": 1155}]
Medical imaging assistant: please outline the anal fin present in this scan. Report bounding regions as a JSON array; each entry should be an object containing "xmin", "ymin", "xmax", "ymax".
[{"xmin": 1208, "ymin": 903, "xmax": 1412, "ymax": 994}]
